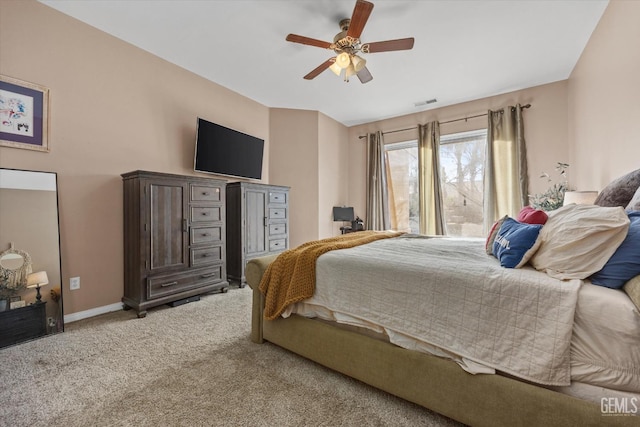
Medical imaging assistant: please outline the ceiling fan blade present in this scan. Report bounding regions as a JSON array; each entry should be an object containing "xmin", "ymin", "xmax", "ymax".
[
  {"xmin": 286, "ymin": 34, "xmax": 332, "ymax": 49},
  {"xmin": 365, "ymin": 38, "xmax": 415, "ymax": 53},
  {"xmin": 357, "ymin": 67, "xmax": 373, "ymax": 84},
  {"xmin": 303, "ymin": 58, "xmax": 335, "ymax": 80},
  {"xmin": 347, "ymin": 0, "xmax": 374, "ymax": 40}
]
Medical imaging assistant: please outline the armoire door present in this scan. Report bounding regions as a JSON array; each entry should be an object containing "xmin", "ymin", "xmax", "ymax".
[
  {"xmin": 147, "ymin": 180, "xmax": 188, "ymax": 272},
  {"xmin": 245, "ymin": 188, "xmax": 267, "ymax": 257}
]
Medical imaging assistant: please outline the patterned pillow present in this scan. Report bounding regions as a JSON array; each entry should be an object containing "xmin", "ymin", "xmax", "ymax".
[
  {"xmin": 594, "ymin": 168, "xmax": 640, "ymax": 207},
  {"xmin": 590, "ymin": 211, "xmax": 640, "ymax": 289},
  {"xmin": 492, "ymin": 217, "xmax": 543, "ymax": 268}
]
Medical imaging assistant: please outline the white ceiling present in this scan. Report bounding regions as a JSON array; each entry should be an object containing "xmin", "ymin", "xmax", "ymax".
[{"xmin": 39, "ymin": 0, "xmax": 608, "ymax": 127}]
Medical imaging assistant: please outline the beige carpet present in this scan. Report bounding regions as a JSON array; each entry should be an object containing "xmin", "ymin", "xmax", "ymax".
[{"xmin": 0, "ymin": 287, "xmax": 463, "ymax": 427}]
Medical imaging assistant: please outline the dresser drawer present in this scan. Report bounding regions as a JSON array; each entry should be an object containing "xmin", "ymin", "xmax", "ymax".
[
  {"xmin": 147, "ymin": 266, "xmax": 223, "ymax": 299},
  {"xmin": 269, "ymin": 191, "xmax": 287, "ymax": 204},
  {"xmin": 269, "ymin": 208, "xmax": 286, "ymax": 220},
  {"xmin": 191, "ymin": 206, "xmax": 221, "ymax": 222},
  {"xmin": 191, "ymin": 246, "xmax": 223, "ymax": 266},
  {"xmin": 269, "ymin": 239, "xmax": 287, "ymax": 252},
  {"xmin": 191, "ymin": 185, "xmax": 221, "ymax": 202},
  {"xmin": 269, "ymin": 223, "xmax": 287, "ymax": 236},
  {"xmin": 190, "ymin": 226, "xmax": 222, "ymax": 245}
]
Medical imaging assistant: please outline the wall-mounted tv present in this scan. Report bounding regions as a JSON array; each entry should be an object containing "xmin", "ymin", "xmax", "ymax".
[{"xmin": 194, "ymin": 117, "xmax": 264, "ymax": 180}]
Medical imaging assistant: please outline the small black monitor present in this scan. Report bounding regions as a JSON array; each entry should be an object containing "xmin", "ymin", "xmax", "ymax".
[{"xmin": 333, "ymin": 207, "xmax": 355, "ymax": 222}]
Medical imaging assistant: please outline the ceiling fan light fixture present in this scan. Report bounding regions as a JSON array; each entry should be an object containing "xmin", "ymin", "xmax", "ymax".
[
  {"xmin": 285, "ymin": 0, "xmax": 415, "ymax": 84},
  {"xmin": 351, "ymin": 55, "xmax": 366, "ymax": 72},
  {"xmin": 336, "ymin": 52, "xmax": 351, "ymax": 69}
]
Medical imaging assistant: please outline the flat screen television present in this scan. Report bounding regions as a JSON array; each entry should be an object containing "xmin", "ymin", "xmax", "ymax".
[{"xmin": 194, "ymin": 117, "xmax": 264, "ymax": 180}]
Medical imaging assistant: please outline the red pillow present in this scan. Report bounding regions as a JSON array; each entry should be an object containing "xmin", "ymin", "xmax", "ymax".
[{"xmin": 517, "ymin": 206, "xmax": 548, "ymax": 225}]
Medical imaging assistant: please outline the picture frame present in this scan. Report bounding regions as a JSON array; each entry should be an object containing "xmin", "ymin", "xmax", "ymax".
[
  {"xmin": 0, "ymin": 75, "xmax": 50, "ymax": 152},
  {"xmin": 10, "ymin": 300, "xmax": 26, "ymax": 309}
]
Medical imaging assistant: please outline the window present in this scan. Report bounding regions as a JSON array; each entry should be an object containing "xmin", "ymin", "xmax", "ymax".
[
  {"xmin": 385, "ymin": 141, "xmax": 419, "ymax": 233},
  {"xmin": 385, "ymin": 129, "xmax": 487, "ymax": 237}
]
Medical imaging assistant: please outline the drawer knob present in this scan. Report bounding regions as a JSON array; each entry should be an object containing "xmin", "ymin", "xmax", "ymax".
[
  {"xmin": 202, "ymin": 192, "xmax": 210, "ymax": 196},
  {"xmin": 201, "ymin": 233, "xmax": 210, "ymax": 237},
  {"xmin": 201, "ymin": 272, "xmax": 216, "ymax": 278}
]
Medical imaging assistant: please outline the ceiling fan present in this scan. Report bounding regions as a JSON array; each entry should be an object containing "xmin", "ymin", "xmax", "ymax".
[{"xmin": 286, "ymin": 0, "xmax": 415, "ymax": 83}]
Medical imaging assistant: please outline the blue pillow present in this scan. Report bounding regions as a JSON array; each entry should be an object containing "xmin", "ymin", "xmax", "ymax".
[
  {"xmin": 590, "ymin": 211, "xmax": 640, "ymax": 289},
  {"xmin": 492, "ymin": 217, "xmax": 543, "ymax": 268}
]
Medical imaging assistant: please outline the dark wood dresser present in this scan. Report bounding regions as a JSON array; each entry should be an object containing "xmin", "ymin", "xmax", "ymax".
[
  {"xmin": 226, "ymin": 182, "xmax": 289, "ymax": 285},
  {"xmin": 0, "ymin": 302, "xmax": 47, "ymax": 348},
  {"xmin": 121, "ymin": 171, "xmax": 229, "ymax": 317}
]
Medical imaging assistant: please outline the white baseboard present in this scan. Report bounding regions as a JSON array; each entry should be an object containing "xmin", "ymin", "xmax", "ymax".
[{"xmin": 64, "ymin": 302, "xmax": 124, "ymax": 324}]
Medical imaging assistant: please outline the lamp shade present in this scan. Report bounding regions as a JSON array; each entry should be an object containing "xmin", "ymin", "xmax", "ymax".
[
  {"xmin": 27, "ymin": 271, "xmax": 49, "ymax": 288},
  {"xmin": 563, "ymin": 191, "xmax": 598, "ymax": 206},
  {"xmin": 335, "ymin": 52, "xmax": 351, "ymax": 69},
  {"xmin": 345, "ymin": 64, "xmax": 357, "ymax": 78},
  {"xmin": 329, "ymin": 61, "xmax": 342, "ymax": 76},
  {"xmin": 351, "ymin": 55, "xmax": 366, "ymax": 72}
]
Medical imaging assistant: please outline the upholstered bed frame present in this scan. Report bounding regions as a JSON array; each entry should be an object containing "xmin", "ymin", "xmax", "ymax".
[{"xmin": 246, "ymin": 255, "xmax": 636, "ymax": 427}]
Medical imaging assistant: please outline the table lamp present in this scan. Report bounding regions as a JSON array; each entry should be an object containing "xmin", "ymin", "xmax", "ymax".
[
  {"xmin": 563, "ymin": 191, "xmax": 598, "ymax": 206},
  {"xmin": 27, "ymin": 271, "xmax": 49, "ymax": 304}
]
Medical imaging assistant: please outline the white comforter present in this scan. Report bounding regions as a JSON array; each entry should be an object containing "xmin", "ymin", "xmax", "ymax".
[{"xmin": 286, "ymin": 235, "xmax": 582, "ymax": 386}]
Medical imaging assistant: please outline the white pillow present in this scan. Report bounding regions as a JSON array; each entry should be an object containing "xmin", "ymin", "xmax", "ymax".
[{"xmin": 530, "ymin": 204, "xmax": 630, "ymax": 280}]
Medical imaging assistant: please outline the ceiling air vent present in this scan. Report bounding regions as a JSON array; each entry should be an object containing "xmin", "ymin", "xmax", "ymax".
[{"xmin": 414, "ymin": 98, "xmax": 437, "ymax": 107}]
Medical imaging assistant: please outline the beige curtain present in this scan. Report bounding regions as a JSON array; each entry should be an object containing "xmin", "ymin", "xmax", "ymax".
[
  {"xmin": 365, "ymin": 131, "xmax": 390, "ymax": 230},
  {"xmin": 418, "ymin": 122, "xmax": 445, "ymax": 235},
  {"xmin": 483, "ymin": 104, "xmax": 529, "ymax": 232}
]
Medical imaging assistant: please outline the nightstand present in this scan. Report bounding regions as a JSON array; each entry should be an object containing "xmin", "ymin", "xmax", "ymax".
[{"xmin": 0, "ymin": 302, "xmax": 47, "ymax": 348}]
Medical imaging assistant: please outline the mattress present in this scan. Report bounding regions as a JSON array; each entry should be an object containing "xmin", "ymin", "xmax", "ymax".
[
  {"xmin": 283, "ymin": 237, "xmax": 640, "ymax": 393},
  {"xmin": 570, "ymin": 281, "xmax": 640, "ymax": 392}
]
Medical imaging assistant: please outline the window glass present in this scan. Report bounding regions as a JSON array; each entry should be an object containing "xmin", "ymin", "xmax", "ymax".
[
  {"xmin": 439, "ymin": 130, "xmax": 487, "ymax": 237},
  {"xmin": 384, "ymin": 129, "xmax": 487, "ymax": 237},
  {"xmin": 385, "ymin": 141, "xmax": 418, "ymax": 233}
]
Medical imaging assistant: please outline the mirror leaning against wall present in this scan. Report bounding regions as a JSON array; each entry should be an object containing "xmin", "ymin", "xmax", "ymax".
[{"xmin": 0, "ymin": 168, "xmax": 63, "ymax": 348}]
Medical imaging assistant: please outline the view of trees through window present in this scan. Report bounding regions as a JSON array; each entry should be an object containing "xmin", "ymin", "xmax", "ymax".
[{"xmin": 385, "ymin": 129, "xmax": 488, "ymax": 237}]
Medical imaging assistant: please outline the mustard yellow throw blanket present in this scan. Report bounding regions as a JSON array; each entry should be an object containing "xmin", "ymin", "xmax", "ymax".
[{"xmin": 259, "ymin": 230, "xmax": 404, "ymax": 320}]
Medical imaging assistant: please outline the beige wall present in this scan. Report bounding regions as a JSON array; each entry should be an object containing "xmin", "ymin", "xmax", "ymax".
[
  {"xmin": 0, "ymin": 1, "xmax": 270, "ymax": 315},
  {"xmin": 568, "ymin": 0, "xmax": 640, "ymax": 190},
  {"xmin": 269, "ymin": 109, "xmax": 319, "ymax": 247},
  {"xmin": 348, "ymin": 81, "xmax": 570, "ymax": 220},
  {"xmin": 318, "ymin": 113, "xmax": 350, "ymax": 238},
  {"xmin": 270, "ymin": 109, "xmax": 349, "ymax": 246}
]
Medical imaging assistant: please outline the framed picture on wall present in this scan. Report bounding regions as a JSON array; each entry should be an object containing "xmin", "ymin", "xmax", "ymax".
[{"xmin": 0, "ymin": 75, "xmax": 50, "ymax": 152}]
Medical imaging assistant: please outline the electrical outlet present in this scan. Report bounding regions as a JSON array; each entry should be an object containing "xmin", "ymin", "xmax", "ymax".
[{"xmin": 70, "ymin": 276, "xmax": 80, "ymax": 290}]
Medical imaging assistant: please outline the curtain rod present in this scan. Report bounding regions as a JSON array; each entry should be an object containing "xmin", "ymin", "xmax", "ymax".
[{"xmin": 357, "ymin": 103, "xmax": 531, "ymax": 139}]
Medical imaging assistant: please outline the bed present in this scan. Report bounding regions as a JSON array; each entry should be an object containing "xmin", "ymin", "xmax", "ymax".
[{"xmin": 246, "ymin": 174, "xmax": 640, "ymax": 426}]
